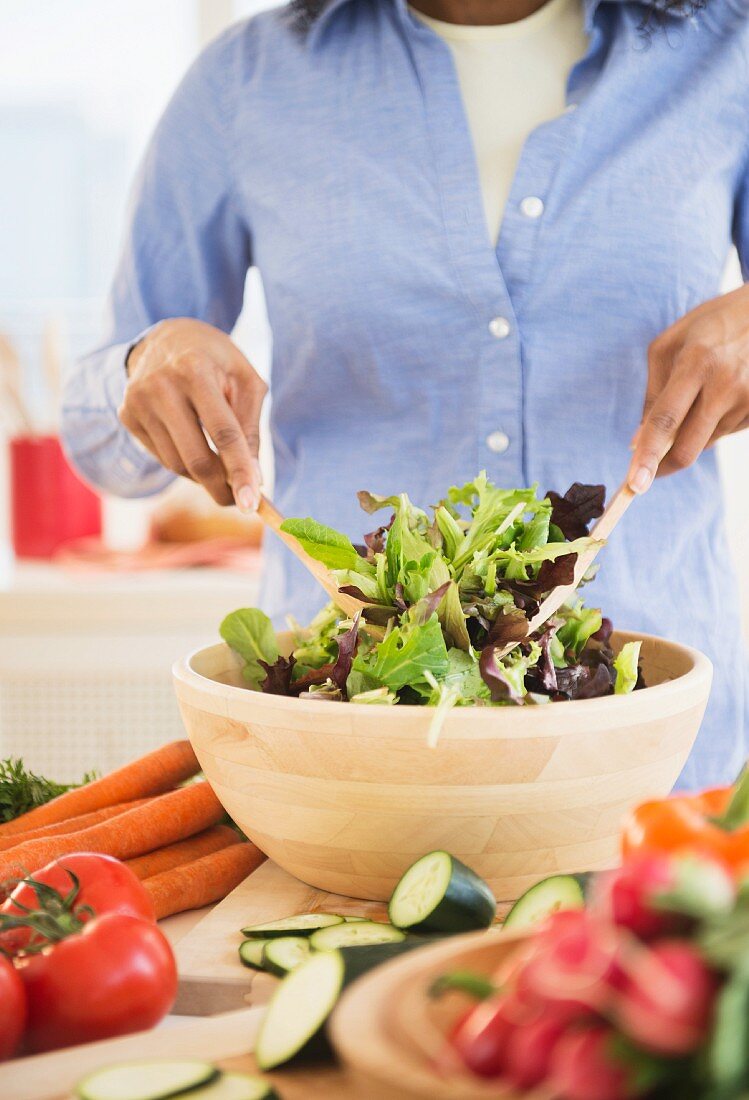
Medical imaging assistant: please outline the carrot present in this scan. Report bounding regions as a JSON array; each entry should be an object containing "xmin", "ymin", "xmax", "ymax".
[
  {"xmin": 0, "ymin": 799, "xmax": 153, "ymax": 853},
  {"xmin": 0, "ymin": 782, "xmax": 224, "ymax": 882},
  {"xmin": 126, "ymin": 825, "xmax": 241, "ymax": 879},
  {"xmin": 143, "ymin": 842, "xmax": 266, "ymax": 920},
  {"xmin": 0, "ymin": 741, "xmax": 199, "ymax": 839}
]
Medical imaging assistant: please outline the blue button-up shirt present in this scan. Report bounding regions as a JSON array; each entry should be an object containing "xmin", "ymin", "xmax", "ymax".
[{"xmin": 63, "ymin": 0, "xmax": 749, "ymax": 789}]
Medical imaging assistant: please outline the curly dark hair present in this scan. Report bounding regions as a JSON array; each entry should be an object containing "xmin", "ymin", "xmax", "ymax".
[{"xmin": 290, "ymin": 0, "xmax": 708, "ymax": 27}]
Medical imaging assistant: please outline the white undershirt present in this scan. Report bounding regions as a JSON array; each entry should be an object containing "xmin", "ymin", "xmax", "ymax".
[{"xmin": 411, "ymin": 0, "xmax": 588, "ymax": 244}]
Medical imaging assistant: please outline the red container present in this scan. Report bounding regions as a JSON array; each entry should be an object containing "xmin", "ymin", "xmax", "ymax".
[{"xmin": 10, "ymin": 435, "xmax": 102, "ymax": 558}]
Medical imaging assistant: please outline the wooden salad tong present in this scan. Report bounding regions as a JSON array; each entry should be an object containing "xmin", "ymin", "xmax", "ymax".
[
  {"xmin": 494, "ymin": 481, "xmax": 636, "ymax": 660},
  {"xmin": 256, "ymin": 495, "xmax": 368, "ymax": 620}
]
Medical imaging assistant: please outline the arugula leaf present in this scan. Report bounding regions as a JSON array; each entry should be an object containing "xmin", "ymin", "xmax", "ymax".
[
  {"xmin": 280, "ymin": 517, "xmax": 361, "ymax": 571},
  {"xmin": 220, "ymin": 608, "xmax": 279, "ymax": 689},
  {"xmin": 614, "ymin": 640, "xmax": 642, "ymax": 695}
]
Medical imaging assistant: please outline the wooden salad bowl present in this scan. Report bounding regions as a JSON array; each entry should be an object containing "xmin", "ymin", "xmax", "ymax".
[
  {"xmin": 173, "ymin": 630, "xmax": 711, "ymax": 902},
  {"xmin": 329, "ymin": 927, "xmax": 543, "ymax": 1099}
]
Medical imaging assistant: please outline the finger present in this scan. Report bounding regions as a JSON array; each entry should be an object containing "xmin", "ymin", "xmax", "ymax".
[
  {"xmin": 640, "ymin": 333, "xmax": 673, "ymax": 422},
  {"xmin": 190, "ymin": 380, "xmax": 260, "ymax": 512},
  {"xmin": 118, "ymin": 406, "xmax": 162, "ymax": 464},
  {"xmin": 229, "ymin": 372, "xmax": 267, "ymax": 500},
  {"xmin": 137, "ymin": 414, "xmax": 191, "ymax": 479},
  {"xmin": 656, "ymin": 390, "xmax": 728, "ymax": 477},
  {"xmin": 707, "ymin": 411, "xmax": 749, "ymax": 449},
  {"xmin": 627, "ymin": 364, "xmax": 702, "ymax": 493},
  {"xmin": 166, "ymin": 398, "xmax": 233, "ymax": 506}
]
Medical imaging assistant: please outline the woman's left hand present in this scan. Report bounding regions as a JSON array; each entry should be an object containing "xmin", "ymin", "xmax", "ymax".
[{"xmin": 628, "ymin": 283, "xmax": 749, "ymax": 493}]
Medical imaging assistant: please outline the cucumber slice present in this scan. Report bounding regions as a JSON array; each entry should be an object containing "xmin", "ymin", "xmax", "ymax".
[
  {"xmin": 388, "ymin": 851, "xmax": 496, "ymax": 934},
  {"xmin": 76, "ymin": 1061, "xmax": 218, "ymax": 1100},
  {"xmin": 256, "ymin": 950, "xmax": 345, "ymax": 1069},
  {"xmin": 262, "ymin": 936, "xmax": 312, "ymax": 977},
  {"xmin": 183, "ymin": 1074, "xmax": 279, "ymax": 1100},
  {"xmin": 309, "ymin": 921, "xmax": 405, "ymax": 951},
  {"xmin": 502, "ymin": 873, "xmax": 587, "ymax": 931},
  {"xmin": 239, "ymin": 939, "xmax": 267, "ymax": 970},
  {"xmin": 343, "ymin": 915, "xmax": 368, "ymax": 922},
  {"xmin": 256, "ymin": 938, "xmax": 441, "ymax": 1070},
  {"xmin": 241, "ymin": 913, "xmax": 344, "ymax": 938}
]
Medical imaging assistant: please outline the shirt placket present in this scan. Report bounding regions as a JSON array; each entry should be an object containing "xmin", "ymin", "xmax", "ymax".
[{"xmin": 398, "ymin": 3, "xmax": 596, "ymax": 485}]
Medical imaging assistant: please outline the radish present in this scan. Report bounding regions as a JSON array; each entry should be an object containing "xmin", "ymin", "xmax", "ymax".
[
  {"xmin": 593, "ymin": 855, "xmax": 678, "ymax": 940},
  {"xmin": 449, "ymin": 995, "xmax": 520, "ymax": 1078},
  {"xmin": 614, "ymin": 939, "xmax": 718, "ymax": 1056},
  {"xmin": 515, "ymin": 909, "xmax": 623, "ymax": 1019},
  {"xmin": 551, "ymin": 1024, "xmax": 634, "ymax": 1100},
  {"xmin": 594, "ymin": 854, "xmax": 734, "ymax": 942},
  {"xmin": 502, "ymin": 1012, "xmax": 567, "ymax": 1090}
]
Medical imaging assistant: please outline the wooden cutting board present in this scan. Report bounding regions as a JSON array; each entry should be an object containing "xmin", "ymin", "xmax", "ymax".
[{"xmin": 176, "ymin": 858, "xmax": 388, "ymax": 983}]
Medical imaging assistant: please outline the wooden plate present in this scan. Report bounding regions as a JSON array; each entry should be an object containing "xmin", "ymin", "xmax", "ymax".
[{"xmin": 329, "ymin": 929, "xmax": 552, "ymax": 1100}]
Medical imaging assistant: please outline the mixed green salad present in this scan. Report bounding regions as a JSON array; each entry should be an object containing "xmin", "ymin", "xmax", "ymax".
[{"xmin": 220, "ymin": 474, "xmax": 643, "ymax": 736}]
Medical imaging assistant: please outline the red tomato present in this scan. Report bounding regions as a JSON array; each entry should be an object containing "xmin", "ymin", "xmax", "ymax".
[
  {"xmin": 15, "ymin": 912, "xmax": 177, "ymax": 1053},
  {"xmin": 1, "ymin": 853, "xmax": 154, "ymax": 955},
  {"xmin": 0, "ymin": 954, "xmax": 26, "ymax": 1061}
]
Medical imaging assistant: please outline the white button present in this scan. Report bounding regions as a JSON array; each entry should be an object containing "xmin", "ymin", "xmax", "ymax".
[
  {"xmin": 488, "ymin": 316, "xmax": 511, "ymax": 339},
  {"xmin": 520, "ymin": 196, "xmax": 545, "ymax": 219},
  {"xmin": 486, "ymin": 430, "xmax": 510, "ymax": 454}
]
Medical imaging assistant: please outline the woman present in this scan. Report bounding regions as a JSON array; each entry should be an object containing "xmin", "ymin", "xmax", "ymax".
[{"xmin": 63, "ymin": 0, "xmax": 749, "ymax": 789}]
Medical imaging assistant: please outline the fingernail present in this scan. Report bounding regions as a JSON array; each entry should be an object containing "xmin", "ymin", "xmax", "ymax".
[
  {"xmin": 237, "ymin": 485, "xmax": 258, "ymax": 512},
  {"xmin": 628, "ymin": 466, "xmax": 653, "ymax": 494}
]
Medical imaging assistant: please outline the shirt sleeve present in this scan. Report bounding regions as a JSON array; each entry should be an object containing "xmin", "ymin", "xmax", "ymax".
[{"xmin": 61, "ymin": 29, "xmax": 252, "ymax": 498}]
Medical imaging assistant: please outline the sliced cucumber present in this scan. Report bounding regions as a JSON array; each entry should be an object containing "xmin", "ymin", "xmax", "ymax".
[
  {"xmin": 343, "ymin": 915, "xmax": 368, "ymax": 922},
  {"xmin": 239, "ymin": 939, "xmax": 267, "ymax": 970},
  {"xmin": 256, "ymin": 938, "xmax": 442, "ymax": 1070},
  {"xmin": 262, "ymin": 935, "xmax": 312, "ymax": 977},
  {"xmin": 241, "ymin": 912, "xmax": 344, "ymax": 938},
  {"xmin": 388, "ymin": 851, "xmax": 496, "ymax": 934},
  {"xmin": 183, "ymin": 1074, "xmax": 279, "ymax": 1100},
  {"xmin": 256, "ymin": 950, "xmax": 345, "ymax": 1069},
  {"xmin": 309, "ymin": 920, "xmax": 405, "ymax": 951},
  {"xmin": 337, "ymin": 936, "xmax": 440, "ymax": 985},
  {"xmin": 503, "ymin": 873, "xmax": 587, "ymax": 931},
  {"xmin": 76, "ymin": 1061, "xmax": 218, "ymax": 1100}
]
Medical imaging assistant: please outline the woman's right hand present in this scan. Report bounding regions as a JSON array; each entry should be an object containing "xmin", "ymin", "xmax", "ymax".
[{"xmin": 119, "ymin": 318, "xmax": 266, "ymax": 510}]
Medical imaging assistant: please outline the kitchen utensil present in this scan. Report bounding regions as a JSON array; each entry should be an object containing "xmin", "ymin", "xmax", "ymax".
[
  {"xmin": 0, "ymin": 333, "xmax": 33, "ymax": 434},
  {"xmin": 174, "ymin": 630, "xmax": 710, "ymax": 902},
  {"xmin": 495, "ymin": 481, "xmax": 635, "ymax": 659},
  {"xmin": 330, "ymin": 927, "xmax": 536, "ymax": 1100},
  {"xmin": 10, "ymin": 434, "xmax": 102, "ymax": 558},
  {"xmin": 9, "ymin": 433, "xmax": 102, "ymax": 558},
  {"xmin": 257, "ymin": 495, "xmax": 369, "ymax": 619}
]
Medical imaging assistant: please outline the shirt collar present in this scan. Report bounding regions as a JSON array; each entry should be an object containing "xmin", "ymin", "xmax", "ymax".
[{"xmin": 301, "ymin": 0, "xmax": 695, "ymax": 44}]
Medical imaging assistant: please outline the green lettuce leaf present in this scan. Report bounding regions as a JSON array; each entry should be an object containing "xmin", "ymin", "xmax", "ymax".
[
  {"xmin": 556, "ymin": 600, "xmax": 603, "ymax": 658},
  {"xmin": 220, "ymin": 608, "xmax": 279, "ymax": 689},
  {"xmin": 353, "ymin": 614, "xmax": 448, "ymax": 692},
  {"xmin": 280, "ymin": 517, "xmax": 361, "ymax": 571},
  {"xmin": 614, "ymin": 641, "xmax": 642, "ymax": 695}
]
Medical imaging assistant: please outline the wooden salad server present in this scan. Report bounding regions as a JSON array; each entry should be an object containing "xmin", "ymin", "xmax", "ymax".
[
  {"xmin": 494, "ymin": 480, "xmax": 636, "ymax": 660},
  {"xmin": 256, "ymin": 495, "xmax": 369, "ymax": 620}
]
